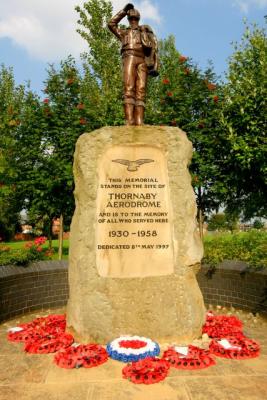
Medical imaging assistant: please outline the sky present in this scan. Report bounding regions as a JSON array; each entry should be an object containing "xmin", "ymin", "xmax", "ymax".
[{"xmin": 0, "ymin": 0, "xmax": 266, "ymax": 95}]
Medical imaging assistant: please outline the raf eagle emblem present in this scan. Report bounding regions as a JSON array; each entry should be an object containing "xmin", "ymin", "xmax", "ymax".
[{"xmin": 112, "ymin": 159, "xmax": 154, "ymax": 172}]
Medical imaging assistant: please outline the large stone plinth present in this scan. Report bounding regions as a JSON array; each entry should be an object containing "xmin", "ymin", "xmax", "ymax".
[{"xmin": 67, "ymin": 125, "xmax": 206, "ymax": 343}]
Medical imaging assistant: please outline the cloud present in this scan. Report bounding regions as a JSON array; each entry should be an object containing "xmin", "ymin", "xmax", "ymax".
[
  {"xmin": 0, "ymin": 0, "xmax": 161, "ymax": 62},
  {"xmin": 232, "ymin": 0, "xmax": 267, "ymax": 13}
]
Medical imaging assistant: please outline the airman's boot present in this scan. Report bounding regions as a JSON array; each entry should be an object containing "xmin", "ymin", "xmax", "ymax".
[
  {"xmin": 134, "ymin": 105, "xmax": 144, "ymax": 125},
  {"xmin": 124, "ymin": 103, "xmax": 135, "ymax": 125}
]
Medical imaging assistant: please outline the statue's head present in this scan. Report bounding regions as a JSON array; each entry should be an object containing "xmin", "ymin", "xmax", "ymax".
[{"xmin": 127, "ymin": 8, "xmax": 140, "ymax": 28}]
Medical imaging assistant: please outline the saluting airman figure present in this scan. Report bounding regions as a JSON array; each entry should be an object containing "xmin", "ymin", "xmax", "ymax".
[{"xmin": 108, "ymin": 3, "xmax": 159, "ymax": 125}]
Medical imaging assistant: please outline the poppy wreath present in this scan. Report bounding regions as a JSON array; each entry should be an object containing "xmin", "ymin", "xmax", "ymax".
[
  {"xmin": 24, "ymin": 332, "xmax": 74, "ymax": 354},
  {"xmin": 162, "ymin": 345, "xmax": 216, "ymax": 370},
  {"xmin": 122, "ymin": 357, "xmax": 170, "ymax": 384},
  {"xmin": 54, "ymin": 344, "xmax": 108, "ymax": 369},
  {"xmin": 7, "ymin": 314, "xmax": 66, "ymax": 342},
  {"xmin": 106, "ymin": 336, "xmax": 160, "ymax": 363},
  {"xmin": 209, "ymin": 336, "xmax": 260, "ymax": 359},
  {"xmin": 202, "ymin": 311, "xmax": 243, "ymax": 338}
]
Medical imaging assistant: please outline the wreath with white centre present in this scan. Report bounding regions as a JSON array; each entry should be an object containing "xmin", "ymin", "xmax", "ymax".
[{"xmin": 106, "ymin": 335, "xmax": 160, "ymax": 362}]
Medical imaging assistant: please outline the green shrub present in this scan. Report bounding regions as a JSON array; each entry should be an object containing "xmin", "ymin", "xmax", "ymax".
[{"xmin": 203, "ymin": 230, "xmax": 267, "ymax": 270}]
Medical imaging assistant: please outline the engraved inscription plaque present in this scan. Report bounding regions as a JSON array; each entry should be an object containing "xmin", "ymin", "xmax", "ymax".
[{"xmin": 96, "ymin": 144, "xmax": 175, "ymax": 278}]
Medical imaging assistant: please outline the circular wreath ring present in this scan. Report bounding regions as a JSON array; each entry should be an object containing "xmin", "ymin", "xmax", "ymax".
[
  {"xmin": 122, "ymin": 357, "xmax": 170, "ymax": 384},
  {"xmin": 107, "ymin": 336, "xmax": 160, "ymax": 363},
  {"xmin": 7, "ymin": 314, "xmax": 66, "ymax": 343},
  {"xmin": 24, "ymin": 332, "xmax": 74, "ymax": 354},
  {"xmin": 8, "ymin": 328, "xmax": 44, "ymax": 343},
  {"xmin": 162, "ymin": 345, "xmax": 216, "ymax": 370},
  {"xmin": 54, "ymin": 344, "xmax": 108, "ymax": 369},
  {"xmin": 203, "ymin": 312, "xmax": 243, "ymax": 338},
  {"xmin": 209, "ymin": 336, "xmax": 260, "ymax": 359}
]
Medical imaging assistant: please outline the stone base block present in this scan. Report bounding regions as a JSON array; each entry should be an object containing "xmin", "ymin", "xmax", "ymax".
[{"xmin": 67, "ymin": 125, "xmax": 206, "ymax": 343}]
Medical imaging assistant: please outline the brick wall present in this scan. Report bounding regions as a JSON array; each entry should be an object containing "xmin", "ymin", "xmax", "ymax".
[
  {"xmin": 197, "ymin": 261, "xmax": 267, "ymax": 313},
  {"xmin": 0, "ymin": 261, "xmax": 266, "ymax": 322},
  {"xmin": 0, "ymin": 261, "xmax": 68, "ymax": 322}
]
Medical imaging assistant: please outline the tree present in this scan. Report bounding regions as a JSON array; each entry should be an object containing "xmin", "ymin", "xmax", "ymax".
[
  {"xmin": 146, "ymin": 36, "xmax": 227, "ymax": 237},
  {"xmin": 19, "ymin": 58, "xmax": 91, "ymax": 254},
  {"xmin": 76, "ymin": 0, "xmax": 124, "ymax": 126},
  {"xmin": 208, "ymin": 212, "xmax": 238, "ymax": 232},
  {"xmin": 0, "ymin": 65, "xmax": 26, "ymax": 240},
  {"xmin": 220, "ymin": 21, "xmax": 267, "ymax": 219},
  {"xmin": 253, "ymin": 219, "xmax": 264, "ymax": 229}
]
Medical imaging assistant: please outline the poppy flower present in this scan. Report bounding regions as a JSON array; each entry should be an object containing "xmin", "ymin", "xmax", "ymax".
[
  {"xmin": 66, "ymin": 78, "xmax": 75, "ymax": 85},
  {"xmin": 79, "ymin": 118, "xmax": 87, "ymax": 125},
  {"xmin": 166, "ymin": 91, "xmax": 173, "ymax": 97},
  {"xmin": 162, "ymin": 78, "xmax": 170, "ymax": 84},
  {"xmin": 179, "ymin": 55, "xmax": 187, "ymax": 63},
  {"xmin": 184, "ymin": 68, "xmax": 190, "ymax": 75},
  {"xmin": 45, "ymin": 250, "xmax": 53, "ymax": 257},
  {"xmin": 207, "ymin": 83, "xmax": 216, "ymax": 91},
  {"xmin": 76, "ymin": 103, "xmax": 85, "ymax": 110},
  {"xmin": 34, "ymin": 236, "xmax": 47, "ymax": 245},
  {"xmin": 43, "ymin": 98, "xmax": 49, "ymax": 104},
  {"xmin": 24, "ymin": 242, "xmax": 34, "ymax": 249},
  {"xmin": 213, "ymin": 95, "xmax": 219, "ymax": 103}
]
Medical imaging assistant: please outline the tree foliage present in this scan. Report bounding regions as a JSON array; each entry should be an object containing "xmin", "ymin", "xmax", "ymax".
[
  {"xmin": 146, "ymin": 36, "xmax": 227, "ymax": 231},
  {"xmin": 221, "ymin": 22, "xmax": 267, "ymax": 219},
  {"xmin": 0, "ymin": 65, "xmax": 26, "ymax": 239},
  {"xmin": 207, "ymin": 212, "xmax": 238, "ymax": 232},
  {"xmin": 76, "ymin": 0, "xmax": 124, "ymax": 126}
]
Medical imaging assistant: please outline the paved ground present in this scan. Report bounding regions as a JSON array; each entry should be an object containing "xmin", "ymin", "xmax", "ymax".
[{"xmin": 0, "ymin": 306, "xmax": 267, "ymax": 400}]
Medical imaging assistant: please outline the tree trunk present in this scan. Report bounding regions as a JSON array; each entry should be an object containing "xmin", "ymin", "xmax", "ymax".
[
  {"xmin": 58, "ymin": 214, "xmax": 64, "ymax": 260},
  {"xmin": 197, "ymin": 187, "xmax": 204, "ymax": 241},
  {"xmin": 198, "ymin": 208, "xmax": 204, "ymax": 241},
  {"xmin": 48, "ymin": 218, "xmax": 53, "ymax": 250}
]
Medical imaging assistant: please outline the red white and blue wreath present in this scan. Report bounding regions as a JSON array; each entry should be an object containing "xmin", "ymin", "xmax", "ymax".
[{"xmin": 106, "ymin": 336, "xmax": 160, "ymax": 362}]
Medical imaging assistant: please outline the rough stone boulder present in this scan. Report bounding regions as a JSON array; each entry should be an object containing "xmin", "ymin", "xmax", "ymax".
[{"xmin": 67, "ymin": 125, "xmax": 206, "ymax": 343}]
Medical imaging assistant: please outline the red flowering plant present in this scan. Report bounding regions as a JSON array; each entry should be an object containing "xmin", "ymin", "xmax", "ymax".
[
  {"xmin": 23, "ymin": 236, "xmax": 52, "ymax": 261},
  {"xmin": 0, "ymin": 236, "xmax": 53, "ymax": 267}
]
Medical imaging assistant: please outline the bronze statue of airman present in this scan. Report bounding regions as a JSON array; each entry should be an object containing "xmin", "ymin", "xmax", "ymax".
[{"xmin": 108, "ymin": 3, "xmax": 159, "ymax": 126}]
